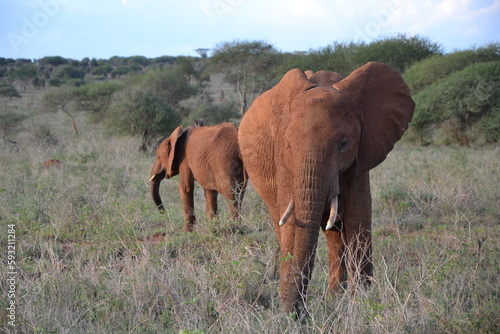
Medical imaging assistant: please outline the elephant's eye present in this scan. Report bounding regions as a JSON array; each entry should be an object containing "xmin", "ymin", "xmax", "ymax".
[{"xmin": 337, "ymin": 138, "xmax": 350, "ymax": 153}]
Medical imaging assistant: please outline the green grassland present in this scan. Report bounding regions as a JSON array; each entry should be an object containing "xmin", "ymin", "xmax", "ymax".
[{"xmin": 1, "ymin": 89, "xmax": 499, "ymax": 333}]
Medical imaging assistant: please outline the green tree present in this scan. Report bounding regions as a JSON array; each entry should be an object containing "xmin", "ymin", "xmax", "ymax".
[
  {"xmin": 111, "ymin": 67, "xmax": 130, "ymax": 78},
  {"xmin": 0, "ymin": 80, "xmax": 21, "ymax": 108},
  {"xmin": 411, "ymin": 61, "xmax": 500, "ymax": 145},
  {"xmin": 404, "ymin": 43, "xmax": 500, "ymax": 93},
  {"xmin": 356, "ymin": 34, "xmax": 442, "ymax": 72},
  {"xmin": 210, "ymin": 40, "xmax": 280, "ymax": 115},
  {"xmin": 6, "ymin": 64, "xmax": 37, "ymax": 90},
  {"xmin": 107, "ymin": 86, "xmax": 181, "ymax": 150},
  {"xmin": 52, "ymin": 65, "xmax": 86, "ymax": 80},
  {"xmin": 39, "ymin": 56, "xmax": 68, "ymax": 66},
  {"xmin": 127, "ymin": 56, "xmax": 149, "ymax": 69},
  {"xmin": 138, "ymin": 67, "xmax": 198, "ymax": 117},
  {"xmin": 41, "ymin": 86, "xmax": 80, "ymax": 135},
  {"xmin": 74, "ymin": 81, "xmax": 125, "ymax": 120},
  {"xmin": 187, "ymin": 101, "xmax": 239, "ymax": 126},
  {"xmin": 276, "ymin": 35, "xmax": 442, "ymax": 77},
  {"xmin": 89, "ymin": 65, "xmax": 113, "ymax": 76}
]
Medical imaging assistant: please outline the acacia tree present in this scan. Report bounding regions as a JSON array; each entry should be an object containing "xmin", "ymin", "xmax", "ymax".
[
  {"xmin": 6, "ymin": 64, "xmax": 37, "ymax": 90},
  {"xmin": 107, "ymin": 86, "xmax": 181, "ymax": 151},
  {"xmin": 210, "ymin": 40, "xmax": 280, "ymax": 115},
  {"xmin": 0, "ymin": 80, "xmax": 21, "ymax": 109},
  {"xmin": 41, "ymin": 86, "xmax": 79, "ymax": 136}
]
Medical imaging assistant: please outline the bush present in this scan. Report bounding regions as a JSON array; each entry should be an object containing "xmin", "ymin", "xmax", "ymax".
[
  {"xmin": 52, "ymin": 65, "xmax": 86, "ymax": 80},
  {"xmin": 356, "ymin": 34, "xmax": 443, "ymax": 73},
  {"xmin": 404, "ymin": 43, "xmax": 500, "ymax": 93},
  {"xmin": 0, "ymin": 80, "xmax": 21, "ymax": 100},
  {"xmin": 5, "ymin": 64, "xmax": 38, "ymax": 89},
  {"xmin": 39, "ymin": 56, "xmax": 68, "ymax": 66},
  {"xmin": 276, "ymin": 34, "xmax": 442, "ymax": 76},
  {"xmin": 75, "ymin": 81, "xmax": 125, "ymax": 120},
  {"xmin": 89, "ymin": 65, "xmax": 113, "ymax": 76},
  {"xmin": 140, "ymin": 67, "xmax": 198, "ymax": 109},
  {"xmin": 187, "ymin": 101, "xmax": 240, "ymax": 126},
  {"xmin": 110, "ymin": 67, "xmax": 130, "ymax": 78},
  {"xmin": 107, "ymin": 86, "xmax": 182, "ymax": 150},
  {"xmin": 410, "ymin": 61, "xmax": 500, "ymax": 145},
  {"xmin": 48, "ymin": 78, "xmax": 64, "ymax": 87}
]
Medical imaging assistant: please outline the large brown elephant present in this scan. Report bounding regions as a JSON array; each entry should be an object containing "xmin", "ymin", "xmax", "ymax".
[
  {"xmin": 150, "ymin": 122, "xmax": 247, "ymax": 231},
  {"xmin": 238, "ymin": 62, "xmax": 415, "ymax": 316}
]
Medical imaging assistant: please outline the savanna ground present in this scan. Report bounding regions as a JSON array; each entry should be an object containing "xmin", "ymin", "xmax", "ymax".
[{"xmin": 0, "ymin": 89, "xmax": 499, "ymax": 334}]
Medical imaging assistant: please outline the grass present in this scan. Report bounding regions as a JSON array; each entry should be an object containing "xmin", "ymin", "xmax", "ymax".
[{"xmin": 1, "ymin": 89, "xmax": 499, "ymax": 333}]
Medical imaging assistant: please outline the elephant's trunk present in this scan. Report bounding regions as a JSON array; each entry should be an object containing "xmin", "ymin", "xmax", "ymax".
[
  {"xmin": 150, "ymin": 159, "xmax": 166, "ymax": 213},
  {"xmin": 279, "ymin": 155, "xmax": 330, "ymax": 316}
]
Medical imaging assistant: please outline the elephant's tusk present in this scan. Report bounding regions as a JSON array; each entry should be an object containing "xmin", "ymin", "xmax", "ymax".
[
  {"xmin": 325, "ymin": 196, "xmax": 339, "ymax": 230},
  {"xmin": 279, "ymin": 200, "xmax": 294, "ymax": 226},
  {"xmin": 149, "ymin": 175, "xmax": 156, "ymax": 182}
]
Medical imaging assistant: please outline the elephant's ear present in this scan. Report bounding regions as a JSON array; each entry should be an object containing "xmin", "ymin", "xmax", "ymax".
[
  {"xmin": 166, "ymin": 125, "xmax": 185, "ymax": 177},
  {"xmin": 333, "ymin": 62, "xmax": 415, "ymax": 174},
  {"xmin": 276, "ymin": 69, "xmax": 317, "ymax": 97}
]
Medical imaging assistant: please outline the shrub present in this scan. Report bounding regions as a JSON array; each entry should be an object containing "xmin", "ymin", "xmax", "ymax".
[
  {"xmin": 107, "ymin": 86, "xmax": 181, "ymax": 150},
  {"xmin": 74, "ymin": 81, "xmax": 125, "ymax": 120},
  {"xmin": 410, "ymin": 61, "xmax": 500, "ymax": 145},
  {"xmin": 276, "ymin": 34, "xmax": 442, "ymax": 76},
  {"xmin": 132, "ymin": 67, "xmax": 198, "ymax": 111},
  {"xmin": 48, "ymin": 78, "xmax": 64, "ymax": 87},
  {"xmin": 39, "ymin": 56, "xmax": 68, "ymax": 66},
  {"xmin": 89, "ymin": 65, "xmax": 113, "ymax": 76},
  {"xmin": 187, "ymin": 101, "xmax": 240, "ymax": 126},
  {"xmin": 110, "ymin": 66, "xmax": 130, "ymax": 78},
  {"xmin": 404, "ymin": 43, "xmax": 500, "ymax": 93},
  {"xmin": 52, "ymin": 65, "xmax": 86, "ymax": 80},
  {"xmin": 5, "ymin": 64, "xmax": 37, "ymax": 89},
  {"xmin": 0, "ymin": 80, "xmax": 21, "ymax": 100}
]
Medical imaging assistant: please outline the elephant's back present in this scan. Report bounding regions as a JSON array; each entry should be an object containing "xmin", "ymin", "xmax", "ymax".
[{"xmin": 187, "ymin": 123, "xmax": 242, "ymax": 189}]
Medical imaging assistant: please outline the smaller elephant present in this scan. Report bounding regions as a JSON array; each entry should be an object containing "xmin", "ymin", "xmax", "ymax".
[{"xmin": 149, "ymin": 122, "xmax": 247, "ymax": 231}]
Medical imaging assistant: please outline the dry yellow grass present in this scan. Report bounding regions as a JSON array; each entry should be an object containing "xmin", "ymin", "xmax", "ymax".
[{"xmin": 1, "ymin": 89, "xmax": 498, "ymax": 333}]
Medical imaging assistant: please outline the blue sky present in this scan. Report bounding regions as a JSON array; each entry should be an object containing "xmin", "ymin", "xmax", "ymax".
[{"xmin": 1, "ymin": 0, "xmax": 499, "ymax": 60}]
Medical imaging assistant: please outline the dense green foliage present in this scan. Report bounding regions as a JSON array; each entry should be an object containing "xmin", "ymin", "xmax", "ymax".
[
  {"xmin": 4, "ymin": 64, "xmax": 37, "ymax": 90},
  {"xmin": 276, "ymin": 34, "xmax": 442, "ymax": 76},
  {"xmin": 107, "ymin": 86, "xmax": 182, "ymax": 150},
  {"xmin": 74, "ymin": 81, "xmax": 125, "ymax": 120},
  {"xmin": 0, "ymin": 80, "xmax": 21, "ymax": 100},
  {"xmin": 210, "ymin": 40, "xmax": 281, "ymax": 114},
  {"xmin": 138, "ymin": 67, "xmax": 198, "ymax": 111},
  {"xmin": 410, "ymin": 61, "xmax": 500, "ymax": 145},
  {"xmin": 187, "ymin": 101, "xmax": 240, "ymax": 125},
  {"xmin": 403, "ymin": 43, "xmax": 500, "ymax": 93}
]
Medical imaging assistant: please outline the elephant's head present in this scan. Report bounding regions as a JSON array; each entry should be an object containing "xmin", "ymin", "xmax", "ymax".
[
  {"xmin": 239, "ymin": 62, "xmax": 415, "ymax": 315},
  {"xmin": 149, "ymin": 125, "xmax": 186, "ymax": 212}
]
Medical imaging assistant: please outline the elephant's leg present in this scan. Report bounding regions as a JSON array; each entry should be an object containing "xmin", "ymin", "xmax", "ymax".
[
  {"xmin": 342, "ymin": 171, "xmax": 373, "ymax": 289},
  {"xmin": 345, "ymin": 227, "xmax": 373, "ymax": 289},
  {"xmin": 179, "ymin": 173, "xmax": 196, "ymax": 231},
  {"xmin": 220, "ymin": 185, "xmax": 240, "ymax": 220},
  {"xmin": 204, "ymin": 189, "xmax": 218, "ymax": 220},
  {"xmin": 234, "ymin": 177, "xmax": 247, "ymax": 212},
  {"xmin": 324, "ymin": 228, "xmax": 347, "ymax": 290},
  {"xmin": 267, "ymin": 205, "xmax": 282, "ymax": 279}
]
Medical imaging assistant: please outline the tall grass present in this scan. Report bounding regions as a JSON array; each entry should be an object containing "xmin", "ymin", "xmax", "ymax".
[{"xmin": 1, "ymin": 93, "xmax": 498, "ymax": 333}]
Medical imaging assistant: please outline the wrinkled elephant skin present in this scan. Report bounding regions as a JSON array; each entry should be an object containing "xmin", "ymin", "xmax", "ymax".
[
  {"xmin": 150, "ymin": 122, "xmax": 247, "ymax": 231},
  {"xmin": 239, "ymin": 62, "xmax": 415, "ymax": 316}
]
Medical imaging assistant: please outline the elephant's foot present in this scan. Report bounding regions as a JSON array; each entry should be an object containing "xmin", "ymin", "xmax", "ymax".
[{"xmin": 183, "ymin": 215, "xmax": 196, "ymax": 232}]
